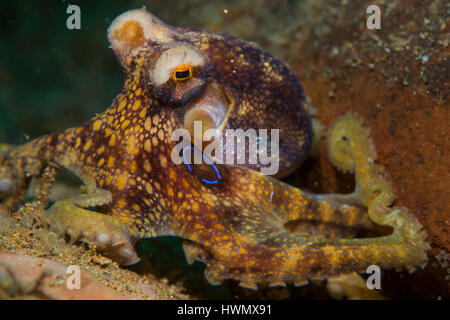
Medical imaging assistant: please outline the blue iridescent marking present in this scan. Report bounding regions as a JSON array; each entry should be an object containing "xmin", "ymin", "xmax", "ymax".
[{"xmin": 182, "ymin": 146, "xmax": 221, "ymax": 184}]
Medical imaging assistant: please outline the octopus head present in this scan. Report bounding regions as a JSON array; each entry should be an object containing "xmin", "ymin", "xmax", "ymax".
[{"xmin": 107, "ymin": 8, "xmax": 312, "ymax": 177}]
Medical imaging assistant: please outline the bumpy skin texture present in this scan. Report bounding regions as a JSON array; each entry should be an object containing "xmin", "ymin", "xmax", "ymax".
[{"xmin": 0, "ymin": 9, "xmax": 429, "ymax": 288}]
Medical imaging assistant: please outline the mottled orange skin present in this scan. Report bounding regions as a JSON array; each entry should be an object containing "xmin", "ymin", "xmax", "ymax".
[{"xmin": 0, "ymin": 9, "xmax": 429, "ymax": 288}]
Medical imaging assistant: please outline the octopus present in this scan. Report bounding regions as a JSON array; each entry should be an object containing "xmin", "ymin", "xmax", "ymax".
[{"xmin": 0, "ymin": 9, "xmax": 429, "ymax": 289}]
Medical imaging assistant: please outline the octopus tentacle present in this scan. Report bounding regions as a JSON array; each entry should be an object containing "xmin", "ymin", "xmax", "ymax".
[
  {"xmin": 44, "ymin": 195, "xmax": 140, "ymax": 265},
  {"xmin": 178, "ymin": 115, "xmax": 428, "ymax": 288},
  {"xmin": 226, "ymin": 169, "xmax": 374, "ymax": 234}
]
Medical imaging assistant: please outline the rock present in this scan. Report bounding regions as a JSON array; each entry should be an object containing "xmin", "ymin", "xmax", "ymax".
[{"xmin": 0, "ymin": 252, "xmax": 124, "ymax": 299}]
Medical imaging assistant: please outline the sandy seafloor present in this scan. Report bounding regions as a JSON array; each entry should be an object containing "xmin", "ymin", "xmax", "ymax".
[{"xmin": 0, "ymin": 0, "xmax": 448, "ymax": 299}]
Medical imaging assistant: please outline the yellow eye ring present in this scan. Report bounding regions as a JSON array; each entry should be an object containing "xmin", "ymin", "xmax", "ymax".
[{"xmin": 172, "ymin": 63, "xmax": 193, "ymax": 82}]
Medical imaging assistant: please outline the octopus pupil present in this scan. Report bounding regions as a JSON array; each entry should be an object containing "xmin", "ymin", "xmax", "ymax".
[{"xmin": 175, "ymin": 69, "xmax": 190, "ymax": 80}]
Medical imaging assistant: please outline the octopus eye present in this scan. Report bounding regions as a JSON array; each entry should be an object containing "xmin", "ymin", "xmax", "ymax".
[
  {"xmin": 172, "ymin": 64, "xmax": 193, "ymax": 82},
  {"xmin": 150, "ymin": 44, "xmax": 204, "ymax": 86}
]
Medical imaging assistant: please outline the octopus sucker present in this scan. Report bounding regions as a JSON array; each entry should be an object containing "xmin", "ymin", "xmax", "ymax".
[{"xmin": 0, "ymin": 8, "xmax": 428, "ymax": 290}]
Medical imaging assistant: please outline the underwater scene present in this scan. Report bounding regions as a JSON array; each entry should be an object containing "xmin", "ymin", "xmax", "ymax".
[{"xmin": 0, "ymin": 0, "xmax": 448, "ymax": 301}]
